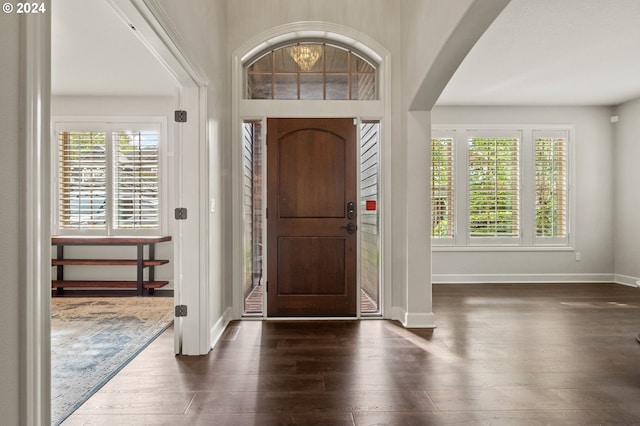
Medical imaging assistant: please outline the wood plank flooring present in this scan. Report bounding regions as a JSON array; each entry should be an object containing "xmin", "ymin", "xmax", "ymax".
[{"xmin": 62, "ymin": 283, "xmax": 640, "ymax": 425}]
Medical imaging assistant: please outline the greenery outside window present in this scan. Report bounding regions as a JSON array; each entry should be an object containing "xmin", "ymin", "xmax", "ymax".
[
  {"xmin": 535, "ymin": 130, "xmax": 568, "ymax": 243},
  {"xmin": 431, "ymin": 126, "xmax": 571, "ymax": 248},
  {"xmin": 431, "ymin": 136, "xmax": 454, "ymax": 238},
  {"xmin": 468, "ymin": 133, "xmax": 520, "ymax": 241}
]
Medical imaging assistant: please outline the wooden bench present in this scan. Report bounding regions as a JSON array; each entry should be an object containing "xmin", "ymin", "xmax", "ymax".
[{"xmin": 51, "ymin": 236, "xmax": 172, "ymax": 296}]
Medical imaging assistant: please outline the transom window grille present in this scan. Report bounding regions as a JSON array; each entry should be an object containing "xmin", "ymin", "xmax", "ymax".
[
  {"xmin": 56, "ymin": 123, "xmax": 162, "ymax": 234},
  {"xmin": 246, "ymin": 43, "xmax": 377, "ymax": 100}
]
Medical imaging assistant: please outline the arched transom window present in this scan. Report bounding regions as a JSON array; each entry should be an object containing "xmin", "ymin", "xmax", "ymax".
[{"xmin": 246, "ymin": 43, "xmax": 377, "ymax": 100}]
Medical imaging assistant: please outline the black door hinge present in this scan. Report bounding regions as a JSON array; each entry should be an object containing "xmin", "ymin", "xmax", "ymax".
[
  {"xmin": 175, "ymin": 305, "xmax": 188, "ymax": 317},
  {"xmin": 175, "ymin": 207, "xmax": 188, "ymax": 220},
  {"xmin": 175, "ymin": 110, "xmax": 187, "ymax": 123}
]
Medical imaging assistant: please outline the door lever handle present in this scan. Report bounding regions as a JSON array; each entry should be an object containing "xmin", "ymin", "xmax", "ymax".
[{"xmin": 341, "ymin": 223, "xmax": 356, "ymax": 234}]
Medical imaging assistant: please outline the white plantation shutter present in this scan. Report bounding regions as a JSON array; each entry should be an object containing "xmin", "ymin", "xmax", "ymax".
[
  {"xmin": 468, "ymin": 134, "xmax": 520, "ymax": 239},
  {"xmin": 112, "ymin": 131, "xmax": 160, "ymax": 230},
  {"xmin": 432, "ymin": 125, "xmax": 572, "ymax": 247},
  {"xmin": 58, "ymin": 131, "xmax": 107, "ymax": 230},
  {"xmin": 431, "ymin": 136, "xmax": 454, "ymax": 238},
  {"xmin": 55, "ymin": 121, "xmax": 163, "ymax": 235},
  {"xmin": 535, "ymin": 131, "xmax": 568, "ymax": 240}
]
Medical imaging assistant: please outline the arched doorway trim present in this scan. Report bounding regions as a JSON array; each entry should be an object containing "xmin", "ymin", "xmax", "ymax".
[{"xmin": 231, "ymin": 22, "xmax": 392, "ymax": 320}]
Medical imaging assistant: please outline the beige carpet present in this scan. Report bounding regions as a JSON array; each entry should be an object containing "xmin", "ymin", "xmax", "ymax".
[{"xmin": 51, "ymin": 296, "xmax": 173, "ymax": 425}]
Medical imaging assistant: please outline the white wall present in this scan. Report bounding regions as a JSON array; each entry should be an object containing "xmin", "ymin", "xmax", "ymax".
[
  {"xmin": 53, "ymin": 95, "xmax": 174, "ymax": 116},
  {"xmin": 0, "ymin": 10, "xmax": 22, "ymax": 425},
  {"xmin": 431, "ymin": 106, "xmax": 615, "ymax": 283},
  {"xmin": 613, "ymin": 97, "xmax": 640, "ymax": 285},
  {"xmin": 51, "ymin": 96, "xmax": 176, "ymax": 288},
  {"xmin": 154, "ymin": 0, "xmax": 230, "ymax": 339}
]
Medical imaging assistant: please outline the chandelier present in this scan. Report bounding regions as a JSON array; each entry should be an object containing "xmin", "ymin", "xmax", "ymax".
[{"xmin": 288, "ymin": 44, "xmax": 323, "ymax": 71}]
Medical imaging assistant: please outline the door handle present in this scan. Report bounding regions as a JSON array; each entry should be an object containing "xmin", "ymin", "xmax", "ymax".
[{"xmin": 341, "ymin": 223, "xmax": 356, "ymax": 234}]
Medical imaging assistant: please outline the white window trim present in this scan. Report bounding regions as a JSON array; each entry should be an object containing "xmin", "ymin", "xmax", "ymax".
[
  {"xmin": 432, "ymin": 124, "xmax": 574, "ymax": 251},
  {"xmin": 52, "ymin": 116, "xmax": 168, "ymax": 236}
]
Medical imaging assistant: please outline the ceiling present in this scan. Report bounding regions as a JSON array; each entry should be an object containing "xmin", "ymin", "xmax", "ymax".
[
  {"xmin": 52, "ymin": 0, "xmax": 640, "ymax": 107},
  {"xmin": 51, "ymin": 0, "xmax": 176, "ymax": 96},
  {"xmin": 436, "ymin": 0, "xmax": 640, "ymax": 106}
]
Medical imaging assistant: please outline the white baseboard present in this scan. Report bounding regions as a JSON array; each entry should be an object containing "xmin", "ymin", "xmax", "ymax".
[
  {"xmin": 391, "ymin": 306, "xmax": 436, "ymax": 328},
  {"xmin": 432, "ymin": 273, "xmax": 615, "ymax": 284},
  {"xmin": 614, "ymin": 274, "xmax": 640, "ymax": 288},
  {"xmin": 391, "ymin": 306, "xmax": 405, "ymax": 324},
  {"xmin": 209, "ymin": 307, "xmax": 233, "ymax": 349}
]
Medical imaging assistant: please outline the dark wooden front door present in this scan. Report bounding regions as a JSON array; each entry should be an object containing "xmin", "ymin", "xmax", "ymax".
[{"xmin": 267, "ymin": 118, "xmax": 357, "ymax": 317}]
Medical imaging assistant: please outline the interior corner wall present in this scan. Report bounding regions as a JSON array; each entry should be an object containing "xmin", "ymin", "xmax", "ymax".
[
  {"xmin": 613, "ymin": 97, "xmax": 640, "ymax": 285},
  {"xmin": 0, "ymin": 11, "xmax": 21, "ymax": 426},
  {"xmin": 431, "ymin": 106, "xmax": 615, "ymax": 283}
]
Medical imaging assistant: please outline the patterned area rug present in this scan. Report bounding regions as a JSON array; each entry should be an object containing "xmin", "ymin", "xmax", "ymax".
[{"xmin": 51, "ymin": 297, "xmax": 173, "ymax": 425}]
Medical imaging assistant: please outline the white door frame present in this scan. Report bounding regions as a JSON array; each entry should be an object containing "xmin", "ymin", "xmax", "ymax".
[
  {"xmin": 23, "ymin": 5, "xmax": 52, "ymax": 424},
  {"xmin": 107, "ymin": 0, "xmax": 210, "ymax": 355},
  {"xmin": 231, "ymin": 23, "xmax": 392, "ymax": 319},
  {"xmin": 25, "ymin": 0, "xmax": 209, "ymax": 416}
]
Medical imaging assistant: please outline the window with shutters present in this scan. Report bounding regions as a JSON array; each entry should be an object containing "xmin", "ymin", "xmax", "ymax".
[
  {"xmin": 54, "ymin": 120, "xmax": 164, "ymax": 235},
  {"xmin": 535, "ymin": 130, "xmax": 568, "ymax": 243},
  {"xmin": 58, "ymin": 131, "xmax": 107, "ymax": 230},
  {"xmin": 431, "ymin": 126, "xmax": 572, "ymax": 248},
  {"xmin": 431, "ymin": 135, "xmax": 454, "ymax": 238},
  {"xmin": 468, "ymin": 133, "xmax": 520, "ymax": 241}
]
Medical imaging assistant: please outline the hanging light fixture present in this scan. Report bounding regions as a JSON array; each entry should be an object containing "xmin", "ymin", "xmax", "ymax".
[{"xmin": 288, "ymin": 44, "xmax": 323, "ymax": 71}]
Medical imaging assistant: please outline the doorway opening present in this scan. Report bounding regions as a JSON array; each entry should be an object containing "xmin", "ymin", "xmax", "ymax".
[{"xmin": 241, "ymin": 119, "xmax": 381, "ymax": 316}]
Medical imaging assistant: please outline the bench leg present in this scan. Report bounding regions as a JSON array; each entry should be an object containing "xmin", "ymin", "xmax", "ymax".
[
  {"xmin": 137, "ymin": 244, "xmax": 144, "ymax": 296},
  {"xmin": 148, "ymin": 243, "xmax": 155, "ymax": 295},
  {"xmin": 56, "ymin": 245, "xmax": 65, "ymax": 295}
]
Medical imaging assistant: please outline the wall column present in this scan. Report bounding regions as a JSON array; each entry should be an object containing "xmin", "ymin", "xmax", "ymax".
[{"xmin": 402, "ymin": 110, "xmax": 435, "ymax": 328}]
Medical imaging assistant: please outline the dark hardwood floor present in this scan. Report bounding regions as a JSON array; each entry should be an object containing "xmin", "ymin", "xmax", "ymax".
[{"xmin": 62, "ymin": 283, "xmax": 640, "ymax": 425}]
